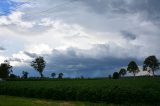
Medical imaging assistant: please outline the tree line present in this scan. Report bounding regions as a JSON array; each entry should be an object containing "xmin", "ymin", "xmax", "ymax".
[
  {"xmin": 0, "ymin": 56, "xmax": 63, "ymax": 79},
  {"xmin": 113, "ymin": 55, "xmax": 160, "ymax": 79},
  {"xmin": 0, "ymin": 55, "xmax": 159, "ymax": 79}
]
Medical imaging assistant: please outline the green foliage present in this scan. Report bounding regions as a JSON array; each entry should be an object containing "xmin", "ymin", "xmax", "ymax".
[
  {"xmin": 143, "ymin": 55, "xmax": 160, "ymax": 76},
  {"xmin": 51, "ymin": 73, "xmax": 56, "ymax": 78},
  {"xmin": 58, "ymin": 73, "xmax": 63, "ymax": 79},
  {"xmin": 0, "ymin": 60, "xmax": 12, "ymax": 79},
  {"xmin": 10, "ymin": 74, "xmax": 17, "ymax": 78},
  {"xmin": 127, "ymin": 61, "xmax": 139, "ymax": 76},
  {"xmin": 1, "ymin": 78, "xmax": 160, "ymax": 105},
  {"xmin": 119, "ymin": 68, "xmax": 126, "ymax": 77},
  {"xmin": 31, "ymin": 56, "xmax": 46, "ymax": 78},
  {"xmin": 22, "ymin": 71, "xmax": 29, "ymax": 79},
  {"xmin": 113, "ymin": 72, "xmax": 119, "ymax": 79}
]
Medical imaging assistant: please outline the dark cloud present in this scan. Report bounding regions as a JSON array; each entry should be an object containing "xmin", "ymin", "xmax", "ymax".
[
  {"xmin": 121, "ymin": 30, "xmax": 136, "ymax": 40},
  {"xmin": 45, "ymin": 46, "xmax": 142, "ymax": 78},
  {"xmin": 0, "ymin": 46, "xmax": 6, "ymax": 51},
  {"xmin": 9, "ymin": 58, "xmax": 22, "ymax": 62},
  {"xmin": 2, "ymin": 0, "xmax": 160, "ymax": 77},
  {"xmin": 23, "ymin": 51, "xmax": 38, "ymax": 58},
  {"xmin": 77, "ymin": 0, "xmax": 160, "ymax": 24}
]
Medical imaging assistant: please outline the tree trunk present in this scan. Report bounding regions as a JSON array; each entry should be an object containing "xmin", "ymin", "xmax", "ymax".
[
  {"xmin": 133, "ymin": 73, "xmax": 136, "ymax": 78},
  {"xmin": 40, "ymin": 72, "xmax": 43, "ymax": 78},
  {"xmin": 152, "ymin": 70, "xmax": 155, "ymax": 77}
]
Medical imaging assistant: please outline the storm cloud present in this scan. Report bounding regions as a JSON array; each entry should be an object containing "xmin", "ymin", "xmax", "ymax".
[{"xmin": 0, "ymin": 0, "xmax": 160, "ymax": 77}]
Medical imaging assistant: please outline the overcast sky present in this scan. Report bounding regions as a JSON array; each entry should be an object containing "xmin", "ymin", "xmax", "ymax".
[{"xmin": 0, "ymin": 0, "xmax": 160, "ymax": 78}]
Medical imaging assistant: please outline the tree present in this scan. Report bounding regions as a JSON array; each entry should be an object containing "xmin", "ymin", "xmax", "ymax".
[
  {"xmin": 10, "ymin": 74, "xmax": 17, "ymax": 78},
  {"xmin": 51, "ymin": 72, "xmax": 56, "ymax": 78},
  {"xmin": 143, "ymin": 55, "xmax": 160, "ymax": 76},
  {"xmin": 127, "ymin": 61, "xmax": 139, "ymax": 77},
  {"xmin": 113, "ymin": 72, "xmax": 119, "ymax": 79},
  {"xmin": 58, "ymin": 73, "xmax": 63, "ymax": 79},
  {"xmin": 108, "ymin": 75, "xmax": 112, "ymax": 79},
  {"xmin": 119, "ymin": 68, "xmax": 127, "ymax": 77},
  {"xmin": 31, "ymin": 56, "xmax": 46, "ymax": 78},
  {"xmin": 22, "ymin": 71, "xmax": 29, "ymax": 78},
  {"xmin": 0, "ymin": 60, "xmax": 12, "ymax": 79}
]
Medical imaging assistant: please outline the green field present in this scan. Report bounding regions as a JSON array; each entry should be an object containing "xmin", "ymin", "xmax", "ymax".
[
  {"xmin": 0, "ymin": 77, "xmax": 160, "ymax": 105},
  {"xmin": 0, "ymin": 95, "xmax": 110, "ymax": 106}
]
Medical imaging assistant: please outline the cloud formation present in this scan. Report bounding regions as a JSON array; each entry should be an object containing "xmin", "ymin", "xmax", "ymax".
[{"xmin": 0, "ymin": 0, "xmax": 160, "ymax": 77}]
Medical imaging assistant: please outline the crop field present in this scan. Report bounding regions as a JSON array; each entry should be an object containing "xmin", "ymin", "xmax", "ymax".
[
  {"xmin": 0, "ymin": 95, "xmax": 110, "ymax": 106},
  {"xmin": 0, "ymin": 77, "xmax": 160, "ymax": 105}
]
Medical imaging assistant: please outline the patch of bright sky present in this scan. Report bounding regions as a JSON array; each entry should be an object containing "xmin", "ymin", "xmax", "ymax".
[{"xmin": 0, "ymin": 0, "xmax": 25, "ymax": 16}]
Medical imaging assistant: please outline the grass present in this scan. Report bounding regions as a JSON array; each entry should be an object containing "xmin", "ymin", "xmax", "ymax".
[{"xmin": 0, "ymin": 95, "xmax": 110, "ymax": 106}]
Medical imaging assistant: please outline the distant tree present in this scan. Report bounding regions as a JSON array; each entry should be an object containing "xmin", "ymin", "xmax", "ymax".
[
  {"xmin": 108, "ymin": 75, "xmax": 112, "ymax": 79},
  {"xmin": 58, "ymin": 73, "xmax": 63, "ymax": 79},
  {"xmin": 22, "ymin": 71, "xmax": 29, "ymax": 79},
  {"xmin": 143, "ymin": 55, "xmax": 160, "ymax": 76},
  {"xmin": 119, "ymin": 68, "xmax": 127, "ymax": 77},
  {"xmin": 31, "ymin": 56, "xmax": 46, "ymax": 78},
  {"xmin": 113, "ymin": 72, "xmax": 119, "ymax": 79},
  {"xmin": 51, "ymin": 72, "xmax": 56, "ymax": 78},
  {"xmin": 80, "ymin": 76, "xmax": 84, "ymax": 79},
  {"xmin": 10, "ymin": 74, "xmax": 17, "ymax": 78},
  {"xmin": 127, "ymin": 61, "xmax": 139, "ymax": 77},
  {"xmin": 0, "ymin": 60, "xmax": 12, "ymax": 79}
]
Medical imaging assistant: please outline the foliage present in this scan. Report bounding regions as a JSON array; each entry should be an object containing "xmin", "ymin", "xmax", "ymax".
[
  {"xmin": 0, "ymin": 60, "xmax": 12, "ymax": 79},
  {"xmin": 127, "ymin": 61, "xmax": 139, "ymax": 77},
  {"xmin": 31, "ymin": 56, "xmax": 46, "ymax": 78},
  {"xmin": 51, "ymin": 73, "xmax": 56, "ymax": 78},
  {"xmin": 143, "ymin": 55, "xmax": 160, "ymax": 76},
  {"xmin": 10, "ymin": 74, "xmax": 17, "ymax": 78},
  {"xmin": 58, "ymin": 73, "xmax": 63, "ymax": 79},
  {"xmin": 22, "ymin": 71, "xmax": 29, "ymax": 79},
  {"xmin": 0, "ymin": 78, "xmax": 160, "ymax": 105},
  {"xmin": 119, "ymin": 68, "xmax": 126, "ymax": 77},
  {"xmin": 113, "ymin": 72, "xmax": 119, "ymax": 79}
]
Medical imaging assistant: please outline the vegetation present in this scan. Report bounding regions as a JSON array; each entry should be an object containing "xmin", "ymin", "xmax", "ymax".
[
  {"xmin": 0, "ymin": 55, "xmax": 160, "ymax": 105},
  {"xmin": 9, "ymin": 74, "xmax": 17, "ymax": 78},
  {"xmin": 58, "ymin": 73, "xmax": 63, "ymax": 79},
  {"xmin": 31, "ymin": 56, "xmax": 46, "ymax": 78},
  {"xmin": 0, "ymin": 95, "xmax": 110, "ymax": 106},
  {"xmin": 143, "ymin": 55, "xmax": 160, "ymax": 76},
  {"xmin": 0, "ymin": 77, "xmax": 160, "ymax": 105},
  {"xmin": 112, "ymin": 72, "xmax": 119, "ymax": 79},
  {"xmin": 119, "ymin": 68, "xmax": 126, "ymax": 77},
  {"xmin": 127, "ymin": 61, "xmax": 139, "ymax": 77},
  {"xmin": 51, "ymin": 72, "xmax": 56, "ymax": 78},
  {"xmin": 0, "ymin": 60, "xmax": 12, "ymax": 79},
  {"xmin": 22, "ymin": 71, "xmax": 29, "ymax": 79}
]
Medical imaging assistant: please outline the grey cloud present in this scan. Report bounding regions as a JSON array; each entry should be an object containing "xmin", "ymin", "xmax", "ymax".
[
  {"xmin": 0, "ymin": 46, "xmax": 6, "ymax": 51},
  {"xmin": 9, "ymin": 58, "xmax": 23, "ymax": 62},
  {"xmin": 12, "ymin": 0, "xmax": 160, "ymax": 33},
  {"xmin": 76, "ymin": 0, "xmax": 130, "ymax": 14},
  {"xmin": 44, "ymin": 44, "xmax": 142, "ymax": 78},
  {"xmin": 4, "ymin": 0, "xmax": 160, "ymax": 77},
  {"xmin": 121, "ymin": 30, "xmax": 136, "ymax": 40},
  {"xmin": 23, "ymin": 51, "xmax": 38, "ymax": 58}
]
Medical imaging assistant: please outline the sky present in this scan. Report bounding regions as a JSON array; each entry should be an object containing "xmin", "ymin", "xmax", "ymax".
[{"xmin": 0, "ymin": 0, "xmax": 160, "ymax": 78}]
